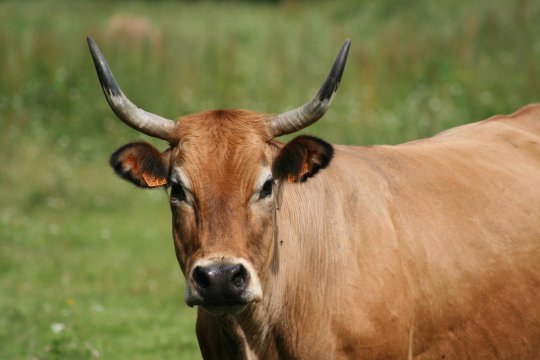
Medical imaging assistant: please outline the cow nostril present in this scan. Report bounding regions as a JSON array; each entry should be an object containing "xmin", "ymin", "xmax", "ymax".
[
  {"xmin": 231, "ymin": 264, "xmax": 248, "ymax": 290},
  {"xmin": 193, "ymin": 266, "xmax": 211, "ymax": 289}
]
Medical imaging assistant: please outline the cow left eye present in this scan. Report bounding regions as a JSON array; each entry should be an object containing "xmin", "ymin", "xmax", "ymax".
[
  {"xmin": 170, "ymin": 183, "xmax": 186, "ymax": 204},
  {"xmin": 259, "ymin": 179, "xmax": 273, "ymax": 200}
]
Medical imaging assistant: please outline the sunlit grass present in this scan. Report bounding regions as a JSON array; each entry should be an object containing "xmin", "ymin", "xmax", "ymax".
[{"xmin": 1, "ymin": 0, "xmax": 539, "ymax": 358}]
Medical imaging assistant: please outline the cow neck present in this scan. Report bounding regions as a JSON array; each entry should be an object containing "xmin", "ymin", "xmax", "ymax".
[{"xmin": 234, "ymin": 179, "xmax": 335, "ymax": 358}]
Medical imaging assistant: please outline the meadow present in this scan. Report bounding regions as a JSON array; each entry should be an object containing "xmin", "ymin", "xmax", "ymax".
[{"xmin": 1, "ymin": 0, "xmax": 539, "ymax": 358}]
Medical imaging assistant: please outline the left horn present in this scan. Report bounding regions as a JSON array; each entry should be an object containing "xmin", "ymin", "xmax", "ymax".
[
  {"xmin": 87, "ymin": 36, "xmax": 176, "ymax": 141},
  {"xmin": 266, "ymin": 39, "xmax": 351, "ymax": 138}
]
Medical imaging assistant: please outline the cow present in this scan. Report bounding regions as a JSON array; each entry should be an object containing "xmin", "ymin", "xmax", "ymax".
[
  {"xmin": 104, "ymin": 14, "xmax": 164, "ymax": 55},
  {"xmin": 87, "ymin": 36, "xmax": 540, "ymax": 359}
]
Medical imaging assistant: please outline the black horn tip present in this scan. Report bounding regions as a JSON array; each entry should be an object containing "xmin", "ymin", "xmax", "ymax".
[
  {"xmin": 86, "ymin": 35, "xmax": 122, "ymax": 97},
  {"xmin": 317, "ymin": 39, "xmax": 351, "ymax": 102},
  {"xmin": 86, "ymin": 35, "xmax": 95, "ymax": 47}
]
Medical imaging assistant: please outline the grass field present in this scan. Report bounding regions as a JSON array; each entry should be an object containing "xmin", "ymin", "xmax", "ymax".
[{"xmin": 1, "ymin": 0, "xmax": 539, "ymax": 358}]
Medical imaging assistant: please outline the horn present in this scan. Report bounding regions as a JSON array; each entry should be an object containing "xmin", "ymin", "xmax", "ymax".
[
  {"xmin": 267, "ymin": 39, "xmax": 351, "ymax": 138},
  {"xmin": 87, "ymin": 36, "xmax": 175, "ymax": 141}
]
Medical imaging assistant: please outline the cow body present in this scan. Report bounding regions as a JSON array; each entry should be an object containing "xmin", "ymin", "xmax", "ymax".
[
  {"xmin": 87, "ymin": 37, "xmax": 540, "ymax": 359},
  {"xmin": 197, "ymin": 104, "xmax": 540, "ymax": 359}
]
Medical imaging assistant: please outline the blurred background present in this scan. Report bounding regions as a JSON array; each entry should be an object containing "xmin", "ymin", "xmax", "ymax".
[{"xmin": 1, "ymin": 0, "xmax": 539, "ymax": 358}]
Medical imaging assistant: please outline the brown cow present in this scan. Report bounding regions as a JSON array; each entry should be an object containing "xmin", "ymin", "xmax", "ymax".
[
  {"xmin": 104, "ymin": 14, "xmax": 164, "ymax": 55},
  {"xmin": 88, "ymin": 36, "xmax": 540, "ymax": 359}
]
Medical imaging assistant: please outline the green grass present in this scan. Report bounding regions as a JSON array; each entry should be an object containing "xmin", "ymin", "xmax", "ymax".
[{"xmin": 1, "ymin": 0, "xmax": 539, "ymax": 358}]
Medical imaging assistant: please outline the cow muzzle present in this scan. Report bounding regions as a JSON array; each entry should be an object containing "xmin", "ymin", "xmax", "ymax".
[{"xmin": 185, "ymin": 257, "xmax": 262, "ymax": 315}]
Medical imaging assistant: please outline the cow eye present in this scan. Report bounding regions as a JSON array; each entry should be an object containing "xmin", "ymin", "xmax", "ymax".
[
  {"xmin": 259, "ymin": 179, "xmax": 273, "ymax": 200},
  {"xmin": 170, "ymin": 183, "xmax": 186, "ymax": 203}
]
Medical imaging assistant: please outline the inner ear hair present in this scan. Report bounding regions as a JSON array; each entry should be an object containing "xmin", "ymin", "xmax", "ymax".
[{"xmin": 272, "ymin": 135, "xmax": 334, "ymax": 183}]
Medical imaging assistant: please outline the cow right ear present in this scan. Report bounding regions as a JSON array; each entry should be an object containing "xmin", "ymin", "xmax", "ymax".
[{"xmin": 109, "ymin": 142, "xmax": 170, "ymax": 188}]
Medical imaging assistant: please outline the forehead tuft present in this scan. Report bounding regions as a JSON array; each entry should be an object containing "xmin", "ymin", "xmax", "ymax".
[{"xmin": 172, "ymin": 109, "xmax": 270, "ymax": 143}]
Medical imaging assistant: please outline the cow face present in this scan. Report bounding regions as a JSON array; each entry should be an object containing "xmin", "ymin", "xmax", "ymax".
[
  {"xmin": 109, "ymin": 110, "xmax": 333, "ymax": 314},
  {"xmin": 87, "ymin": 36, "xmax": 349, "ymax": 315},
  {"xmin": 167, "ymin": 110, "xmax": 275, "ymax": 314}
]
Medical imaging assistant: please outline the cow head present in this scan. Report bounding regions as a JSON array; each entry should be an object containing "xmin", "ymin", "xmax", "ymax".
[{"xmin": 88, "ymin": 37, "xmax": 350, "ymax": 315}]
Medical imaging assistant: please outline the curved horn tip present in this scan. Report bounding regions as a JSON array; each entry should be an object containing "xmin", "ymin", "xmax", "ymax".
[
  {"xmin": 86, "ymin": 36, "xmax": 122, "ymax": 97},
  {"xmin": 86, "ymin": 35, "xmax": 95, "ymax": 47},
  {"xmin": 317, "ymin": 39, "xmax": 351, "ymax": 102}
]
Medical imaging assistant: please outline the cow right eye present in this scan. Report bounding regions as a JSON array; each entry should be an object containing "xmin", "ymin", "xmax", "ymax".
[{"xmin": 170, "ymin": 183, "xmax": 186, "ymax": 203}]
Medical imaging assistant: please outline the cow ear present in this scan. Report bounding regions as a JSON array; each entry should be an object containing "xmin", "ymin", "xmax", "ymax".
[
  {"xmin": 109, "ymin": 142, "xmax": 170, "ymax": 188},
  {"xmin": 272, "ymin": 135, "xmax": 334, "ymax": 183}
]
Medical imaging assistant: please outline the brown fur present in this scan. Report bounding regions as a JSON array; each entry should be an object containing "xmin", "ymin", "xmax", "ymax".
[
  {"xmin": 112, "ymin": 105, "xmax": 540, "ymax": 359},
  {"xmin": 169, "ymin": 110, "xmax": 274, "ymax": 277}
]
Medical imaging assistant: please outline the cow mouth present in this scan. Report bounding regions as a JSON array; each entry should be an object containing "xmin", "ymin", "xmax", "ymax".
[
  {"xmin": 200, "ymin": 301, "xmax": 250, "ymax": 316},
  {"xmin": 186, "ymin": 293, "xmax": 259, "ymax": 315},
  {"xmin": 186, "ymin": 295, "xmax": 256, "ymax": 313}
]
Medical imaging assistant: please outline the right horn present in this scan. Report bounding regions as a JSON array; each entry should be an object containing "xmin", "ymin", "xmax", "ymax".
[
  {"xmin": 87, "ymin": 36, "xmax": 176, "ymax": 141},
  {"xmin": 266, "ymin": 39, "xmax": 351, "ymax": 138}
]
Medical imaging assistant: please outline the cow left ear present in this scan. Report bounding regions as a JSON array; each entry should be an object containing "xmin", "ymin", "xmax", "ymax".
[
  {"xmin": 272, "ymin": 135, "xmax": 334, "ymax": 183},
  {"xmin": 109, "ymin": 142, "xmax": 170, "ymax": 188}
]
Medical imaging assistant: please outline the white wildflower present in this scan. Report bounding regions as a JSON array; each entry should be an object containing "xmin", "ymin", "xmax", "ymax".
[{"xmin": 51, "ymin": 323, "xmax": 65, "ymax": 334}]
